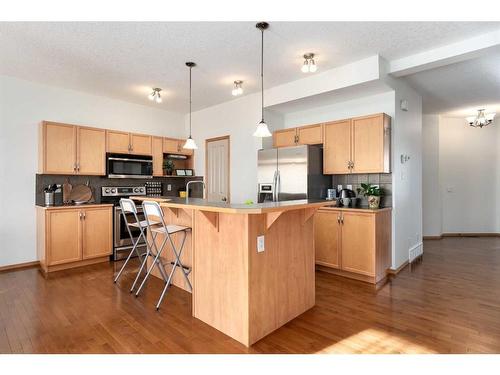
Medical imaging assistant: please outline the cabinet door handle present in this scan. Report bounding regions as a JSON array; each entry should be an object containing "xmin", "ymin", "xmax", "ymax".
[
  {"xmin": 337, "ymin": 214, "xmax": 341, "ymax": 224},
  {"xmin": 79, "ymin": 212, "xmax": 83, "ymax": 220},
  {"xmin": 341, "ymin": 214, "xmax": 344, "ymax": 224},
  {"xmin": 83, "ymin": 212, "xmax": 86, "ymax": 220}
]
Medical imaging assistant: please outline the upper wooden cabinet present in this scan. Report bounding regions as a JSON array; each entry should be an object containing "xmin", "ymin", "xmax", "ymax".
[
  {"xmin": 273, "ymin": 128, "xmax": 297, "ymax": 148},
  {"xmin": 297, "ymin": 124, "xmax": 323, "ymax": 145},
  {"xmin": 39, "ymin": 122, "xmax": 77, "ymax": 174},
  {"xmin": 130, "ymin": 133, "xmax": 152, "ymax": 155},
  {"xmin": 314, "ymin": 208, "xmax": 391, "ymax": 284},
  {"xmin": 323, "ymin": 120, "xmax": 352, "ymax": 174},
  {"xmin": 323, "ymin": 113, "xmax": 391, "ymax": 174},
  {"xmin": 163, "ymin": 137, "xmax": 193, "ymax": 156},
  {"xmin": 273, "ymin": 124, "xmax": 323, "ymax": 148},
  {"xmin": 77, "ymin": 127, "xmax": 106, "ymax": 175},
  {"xmin": 106, "ymin": 131, "xmax": 152, "ymax": 155},
  {"xmin": 351, "ymin": 114, "xmax": 390, "ymax": 174},
  {"xmin": 152, "ymin": 136, "xmax": 164, "ymax": 177},
  {"xmin": 39, "ymin": 122, "xmax": 105, "ymax": 175}
]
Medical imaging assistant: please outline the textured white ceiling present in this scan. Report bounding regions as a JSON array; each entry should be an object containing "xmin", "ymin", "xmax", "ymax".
[
  {"xmin": 1, "ymin": 22, "xmax": 499, "ymax": 113},
  {"xmin": 404, "ymin": 50, "xmax": 500, "ymax": 115}
]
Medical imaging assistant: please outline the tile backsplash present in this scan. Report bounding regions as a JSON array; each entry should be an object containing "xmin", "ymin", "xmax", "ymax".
[
  {"xmin": 35, "ymin": 174, "xmax": 204, "ymax": 206},
  {"xmin": 332, "ymin": 173, "xmax": 392, "ymax": 208}
]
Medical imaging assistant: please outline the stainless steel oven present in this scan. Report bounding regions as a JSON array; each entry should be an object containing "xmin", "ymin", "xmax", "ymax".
[
  {"xmin": 101, "ymin": 186, "xmax": 148, "ymax": 261},
  {"xmin": 106, "ymin": 153, "xmax": 153, "ymax": 179}
]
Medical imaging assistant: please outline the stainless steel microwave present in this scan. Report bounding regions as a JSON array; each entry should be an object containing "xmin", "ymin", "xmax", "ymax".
[{"xmin": 106, "ymin": 153, "xmax": 153, "ymax": 179}]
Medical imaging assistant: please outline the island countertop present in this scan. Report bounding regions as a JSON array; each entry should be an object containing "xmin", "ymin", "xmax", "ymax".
[{"xmin": 132, "ymin": 196, "xmax": 331, "ymax": 214}]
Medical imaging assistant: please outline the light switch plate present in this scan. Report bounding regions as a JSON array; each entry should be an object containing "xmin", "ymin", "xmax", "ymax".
[
  {"xmin": 346, "ymin": 184, "xmax": 353, "ymax": 190},
  {"xmin": 257, "ymin": 235, "xmax": 265, "ymax": 253},
  {"xmin": 167, "ymin": 184, "xmax": 172, "ymax": 191}
]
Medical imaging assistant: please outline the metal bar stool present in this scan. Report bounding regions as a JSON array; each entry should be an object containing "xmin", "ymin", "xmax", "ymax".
[
  {"xmin": 113, "ymin": 198, "xmax": 167, "ymax": 290},
  {"xmin": 135, "ymin": 200, "xmax": 192, "ymax": 310}
]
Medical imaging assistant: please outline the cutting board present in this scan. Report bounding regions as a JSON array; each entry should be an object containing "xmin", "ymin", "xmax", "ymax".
[
  {"xmin": 68, "ymin": 184, "xmax": 92, "ymax": 204},
  {"xmin": 62, "ymin": 178, "xmax": 72, "ymax": 204}
]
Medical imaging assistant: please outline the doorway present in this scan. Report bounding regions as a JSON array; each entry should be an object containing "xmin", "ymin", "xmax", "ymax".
[{"xmin": 205, "ymin": 135, "xmax": 230, "ymax": 202}]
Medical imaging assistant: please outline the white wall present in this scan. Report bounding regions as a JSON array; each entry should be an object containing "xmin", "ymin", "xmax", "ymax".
[
  {"xmin": 0, "ymin": 75, "xmax": 185, "ymax": 267},
  {"xmin": 189, "ymin": 92, "xmax": 264, "ymax": 204},
  {"xmin": 391, "ymin": 81, "xmax": 423, "ymax": 268},
  {"xmin": 422, "ymin": 116, "xmax": 500, "ymax": 236},
  {"xmin": 439, "ymin": 116, "xmax": 499, "ymax": 233},
  {"xmin": 422, "ymin": 115, "xmax": 442, "ymax": 237},
  {"xmin": 283, "ymin": 91, "xmax": 395, "ymax": 128}
]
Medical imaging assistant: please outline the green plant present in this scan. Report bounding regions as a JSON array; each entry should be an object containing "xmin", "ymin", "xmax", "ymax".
[
  {"xmin": 163, "ymin": 159, "xmax": 175, "ymax": 172},
  {"xmin": 357, "ymin": 183, "xmax": 383, "ymax": 197}
]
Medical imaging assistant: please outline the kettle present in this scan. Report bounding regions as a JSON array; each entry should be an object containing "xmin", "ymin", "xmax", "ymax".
[{"xmin": 339, "ymin": 189, "xmax": 355, "ymax": 199}]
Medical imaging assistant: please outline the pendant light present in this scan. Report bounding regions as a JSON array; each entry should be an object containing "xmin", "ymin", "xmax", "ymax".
[
  {"xmin": 183, "ymin": 62, "xmax": 198, "ymax": 150},
  {"xmin": 253, "ymin": 22, "xmax": 272, "ymax": 138},
  {"xmin": 466, "ymin": 109, "xmax": 496, "ymax": 128}
]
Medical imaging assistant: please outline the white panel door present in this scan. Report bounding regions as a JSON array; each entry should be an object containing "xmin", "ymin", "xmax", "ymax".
[{"xmin": 206, "ymin": 137, "xmax": 230, "ymax": 202}]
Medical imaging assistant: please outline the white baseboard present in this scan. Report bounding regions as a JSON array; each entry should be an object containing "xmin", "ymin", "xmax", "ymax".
[{"xmin": 409, "ymin": 242, "xmax": 423, "ymax": 263}]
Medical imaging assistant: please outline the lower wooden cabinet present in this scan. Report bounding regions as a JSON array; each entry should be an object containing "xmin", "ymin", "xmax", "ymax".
[
  {"xmin": 37, "ymin": 205, "xmax": 113, "ymax": 273},
  {"xmin": 314, "ymin": 208, "xmax": 391, "ymax": 283}
]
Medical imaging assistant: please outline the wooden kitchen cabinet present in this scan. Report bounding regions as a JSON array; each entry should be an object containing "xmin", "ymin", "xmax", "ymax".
[
  {"xmin": 77, "ymin": 126, "xmax": 106, "ymax": 175},
  {"xmin": 351, "ymin": 113, "xmax": 391, "ymax": 174},
  {"xmin": 39, "ymin": 122, "xmax": 77, "ymax": 174},
  {"xmin": 177, "ymin": 139, "xmax": 194, "ymax": 156},
  {"xmin": 152, "ymin": 136, "xmax": 164, "ymax": 176},
  {"xmin": 323, "ymin": 119, "xmax": 352, "ymax": 174},
  {"xmin": 39, "ymin": 122, "xmax": 105, "ymax": 175},
  {"xmin": 106, "ymin": 130, "xmax": 131, "ymax": 154},
  {"xmin": 46, "ymin": 209, "xmax": 82, "ymax": 265},
  {"xmin": 297, "ymin": 124, "xmax": 323, "ymax": 145},
  {"xmin": 323, "ymin": 113, "xmax": 391, "ymax": 174},
  {"xmin": 163, "ymin": 137, "xmax": 179, "ymax": 153},
  {"xmin": 273, "ymin": 124, "xmax": 323, "ymax": 148},
  {"xmin": 81, "ymin": 207, "xmax": 113, "ymax": 260},
  {"xmin": 273, "ymin": 128, "xmax": 297, "ymax": 148},
  {"xmin": 37, "ymin": 205, "xmax": 113, "ymax": 273},
  {"xmin": 130, "ymin": 133, "xmax": 152, "ymax": 155},
  {"xmin": 314, "ymin": 208, "xmax": 391, "ymax": 284},
  {"xmin": 314, "ymin": 210, "xmax": 341, "ymax": 268},
  {"xmin": 106, "ymin": 131, "xmax": 152, "ymax": 155}
]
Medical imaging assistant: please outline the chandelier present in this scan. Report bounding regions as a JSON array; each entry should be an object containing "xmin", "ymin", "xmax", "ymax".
[{"xmin": 466, "ymin": 109, "xmax": 496, "ymax": 128}]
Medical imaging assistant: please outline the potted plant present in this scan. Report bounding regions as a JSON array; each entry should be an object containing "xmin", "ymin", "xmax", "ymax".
[
  {"xmin": 163, "ymin": 160, "xmax": 175, "ymax": 176},
  {"xmin": 357, "ymin": 183, "xmax": 383, "ymax": 209}
]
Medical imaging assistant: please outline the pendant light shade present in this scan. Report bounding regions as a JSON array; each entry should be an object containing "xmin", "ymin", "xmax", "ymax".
[
  {"xmin": 183, "ymin": 136, "xmax": 198, "ymax": 149},
  {"xmin": 253, "ymin": 22, "xmax": 272, "ymax": 138},
  {"xmin": 183, "ymin": 62, "xmax": 198, "ymax": 150}
]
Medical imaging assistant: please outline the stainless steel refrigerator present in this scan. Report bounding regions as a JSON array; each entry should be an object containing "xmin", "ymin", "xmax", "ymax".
[{"xmin": 257, "ymin": 145, "xmax": 331, "ymax": 203}]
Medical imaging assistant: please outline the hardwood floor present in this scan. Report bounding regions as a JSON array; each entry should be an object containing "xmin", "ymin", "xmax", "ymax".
[{"xmin": 2, "ymin": 237, "xmax": 500, "ymax": 353}]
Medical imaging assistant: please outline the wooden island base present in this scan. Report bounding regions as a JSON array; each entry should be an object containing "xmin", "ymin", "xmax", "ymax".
[{"xmin": 136, "ymin": 197, "xmax": 327, "ymax": 346}]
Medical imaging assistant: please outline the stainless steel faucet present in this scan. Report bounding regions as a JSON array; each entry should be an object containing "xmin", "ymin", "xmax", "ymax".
[{"xmin": 186, "ymin": 180, "xmax": 206, "ymax": 199}]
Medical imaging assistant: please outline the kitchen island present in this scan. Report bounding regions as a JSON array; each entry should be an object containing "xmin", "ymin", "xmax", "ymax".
[{"xmin": 133, "ymin": 197, "xmax": 330, "ymax": 346}]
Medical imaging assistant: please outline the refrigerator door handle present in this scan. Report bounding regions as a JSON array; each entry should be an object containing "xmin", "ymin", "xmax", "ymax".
[
  {"xmin": 272, "ymin": 170, "xmax": 278, "ymax": 202},
  {"xmin": 276, "ymin": 170, "xmax": 281, "ymax": 201}
]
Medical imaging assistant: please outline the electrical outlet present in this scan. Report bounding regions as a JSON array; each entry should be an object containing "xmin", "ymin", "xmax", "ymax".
[
  {"xmin": 167, "ymin": 184, "xmax": 172, "ymax": 191},
  {"xmin": 346, "ymin": 184, "xmax": 353, "ymax": 191},
  {"xmin": 257, "ymin": 235, "xmax": 265, "ymax": 253}
]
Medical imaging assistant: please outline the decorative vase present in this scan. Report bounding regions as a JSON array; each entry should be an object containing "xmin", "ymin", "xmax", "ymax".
[
  {"xmin": 165, "ymin": 169, "xmax": 173, "ymax": 176},
  {"xmin": 367, "ymin": 195, "xmax": 380, "ymax": 209}
]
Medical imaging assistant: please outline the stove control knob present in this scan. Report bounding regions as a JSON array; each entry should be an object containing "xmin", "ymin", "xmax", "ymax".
[
  {"xmin": 111, "ymin": 188, "xmax": 117, "ymax": 194},
  {"xmin": 104, "ymin": 188, "xmax": 110, "ymax": 194},
  {"xmin": 134, "ymin": 188, "xmax": 140, "ymax": 193}
]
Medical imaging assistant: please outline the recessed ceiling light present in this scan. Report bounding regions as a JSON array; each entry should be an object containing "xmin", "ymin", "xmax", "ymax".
[
  {"xmin": 232, "ymin": 80, "xmax": 244, "ymax": 96},
  {"xmin": 148, "ymin": 88, "xmax": 162, "ymax": 103},
  {"xmin": 301, "ymin": 53, "xmax": 317, "ymax": 73}
]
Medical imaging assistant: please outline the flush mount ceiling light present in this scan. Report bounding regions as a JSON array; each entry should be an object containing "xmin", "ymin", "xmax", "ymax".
[
  {"xmin": 301, "ymin": 53, "xmax": 317, "ymax": 73},
  {"xmin": 232, "ymin": 80, "xmax": 244, "ymax": 96},
  {"xmin": 183, "ymin": 62, "xmax": 198, "ymax": 150},
  {"xmin": 466, "ymin": 109, "xmax": 496, "ymax": 128},
  {"xmin": 253, "ymin": 22, "xmax": 272, "ymax": 138},
  {"xmin": 148, "ymin": 88, "xmax": 162, "ymax": 103}
]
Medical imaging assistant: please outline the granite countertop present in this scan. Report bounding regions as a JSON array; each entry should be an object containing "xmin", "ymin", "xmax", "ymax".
[
  {"xmin": 35, "ymin": 203, "xmax": 114, "ymax": 210},
  {"xmin": 133, "ymin": 196, "xmax": 332, "ymax": 214},
  {"xmin": 318, "ymin": 205, "xmax": 392, "ymax": 213}
]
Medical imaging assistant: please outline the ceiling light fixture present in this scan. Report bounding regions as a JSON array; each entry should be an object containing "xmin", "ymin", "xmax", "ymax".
[
  {"xmin": 232, "ymin": 80, "xmax": 244, "ymax": 96},
  {"xmin": 466, "ymin": 109, "xmax": 496, "ymax": 128},
  {"xmin": 183, "ymin": 62, "xmax": 198, "ymax": 150},
  {"xmin": 301, "ymin": 53, "xmax": 317, "ymax": 73},
  {"xmin": 148, "ymin": 88, "xmax": 162, "ymax": 103},
  {"xmin": 253, "ymin": 22, "xmax": 272, "ymax": 138}
]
